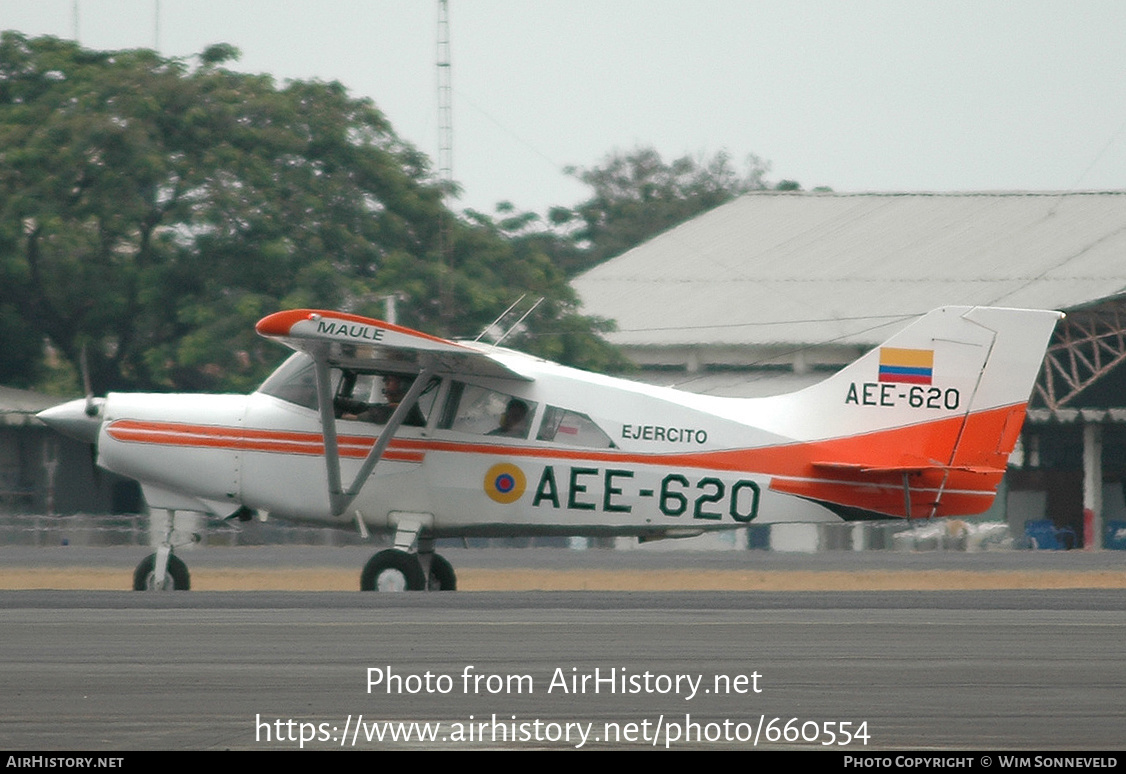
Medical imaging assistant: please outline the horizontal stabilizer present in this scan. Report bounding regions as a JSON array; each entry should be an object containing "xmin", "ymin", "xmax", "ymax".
[{"xmin": 812, "ymin": 461, "xmax": 1005, "ymax": 476}]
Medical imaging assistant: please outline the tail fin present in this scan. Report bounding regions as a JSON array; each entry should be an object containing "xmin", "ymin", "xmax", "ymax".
[{"xmin": 758, "ymin": 306, "xmax": 1062, "ymax": 519}]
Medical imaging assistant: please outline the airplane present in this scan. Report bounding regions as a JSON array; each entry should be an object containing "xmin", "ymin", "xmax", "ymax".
[{"xmin": 36, "ymin": 304, "xmax": 1062, "ymax": 591}]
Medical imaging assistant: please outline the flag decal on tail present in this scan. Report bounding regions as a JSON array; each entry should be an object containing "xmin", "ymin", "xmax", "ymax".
[{"xmin": 878, "ymin": 347, "xmax": 934, "ymax": 384}]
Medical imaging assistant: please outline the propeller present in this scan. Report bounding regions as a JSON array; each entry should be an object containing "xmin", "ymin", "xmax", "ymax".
[
  {"xmin": 80, "ymin": 345, "xmax": 99, "ymax": 418},
  {"xmin": 37, "ymin": 346, "xmax": 106, "ymax": 446}
]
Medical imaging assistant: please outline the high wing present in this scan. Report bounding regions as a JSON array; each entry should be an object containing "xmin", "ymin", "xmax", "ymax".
[
  {"xmin": 256, "ymin": 309, "xmax": 531, "ymax": 517},
  {"xmin": 255, "ymin": 309, "xmax": 531, "ymax": 382}
]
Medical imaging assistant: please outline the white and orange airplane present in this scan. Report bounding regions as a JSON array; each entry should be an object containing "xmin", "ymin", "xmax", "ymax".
[{"xmin": 38, "ymin": 305, "xmax": 1061, "ymax": 591}]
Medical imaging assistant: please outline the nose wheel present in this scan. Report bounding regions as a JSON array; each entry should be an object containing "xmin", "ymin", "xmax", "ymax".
[
  {"xmin": 132, "ymin": 509, "xmax": 195, "ymax": 590},
  {"xmin": 133, "ymin": 553, "xmax": 191, "ymax": 590}
]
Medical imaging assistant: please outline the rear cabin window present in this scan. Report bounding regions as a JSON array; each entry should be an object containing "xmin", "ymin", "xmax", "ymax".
[{"xmin": 536, "ymin": 406, "xmax": 614, "ymax": 448}]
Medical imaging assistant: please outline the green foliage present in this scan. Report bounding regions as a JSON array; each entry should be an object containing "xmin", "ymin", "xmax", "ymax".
[
  {"xmin": 199, "ymin": 43, "xmax": 240, "ymax": 67},
  {"xmin": 0, "ymin": 304, "xmax": 42, "ymax": 387},
  {"xmin": 553, "ymin": 147, "xmax": 772, "ymax": 272},
  {"xmin": 0, "ymin": 33, "xmax": 619, "ymax": 392}
]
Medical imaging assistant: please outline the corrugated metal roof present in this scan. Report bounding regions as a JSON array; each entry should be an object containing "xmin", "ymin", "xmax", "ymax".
[{"xmin": 572, "ymin": 191, "xmax": 1126, "ymax": 348}]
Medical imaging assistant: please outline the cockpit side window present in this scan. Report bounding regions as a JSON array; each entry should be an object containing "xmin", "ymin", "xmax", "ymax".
[
  {"xmin": 537, "ymin": 406, "xmax": 615, "ymax": 448},
  {"xmin": 334, "ymin": 371, "xmax": 437, "ymax": 427},
  {"xmin": 258, "ymin": 354, "xmax": 436, "ymax": 426}
]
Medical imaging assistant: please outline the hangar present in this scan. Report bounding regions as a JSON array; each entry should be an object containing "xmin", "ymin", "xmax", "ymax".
[{"xmin": 573, "ymin": 191, "xmax": 1126, "ymax": 548}]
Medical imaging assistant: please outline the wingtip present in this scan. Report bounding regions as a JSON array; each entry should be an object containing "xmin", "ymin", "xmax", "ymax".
[{"xmin": 256, "ymin": 309, "xmax": 320, "ymax": 337}]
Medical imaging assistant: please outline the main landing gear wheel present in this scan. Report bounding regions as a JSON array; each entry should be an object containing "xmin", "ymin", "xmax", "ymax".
[
  {"xmin": 132, "ymin": 553, "xmax": 191, "ymax": 591},
  {"xmin": 361, "ymin": 549, "xmax": 425, "ymax": 591},
  {"xmin": 427, "ymin": 553, "xmax": 457, "ymax": 591}
]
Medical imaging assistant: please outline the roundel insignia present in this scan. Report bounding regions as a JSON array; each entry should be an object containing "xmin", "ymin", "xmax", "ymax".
[{"xmin": 484, "ymin": 463, "xmax": 526, "ymax": 504}]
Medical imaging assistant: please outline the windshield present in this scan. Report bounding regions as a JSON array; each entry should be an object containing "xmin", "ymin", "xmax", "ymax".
[{"xmin": 257, "ymin": 353, "xmax": 323, "ymax": 410}]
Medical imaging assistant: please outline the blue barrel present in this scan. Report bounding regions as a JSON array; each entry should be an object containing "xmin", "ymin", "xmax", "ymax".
[
  {"xmin": 1024, "ymin": 520, "xmax": 1077, "ymax": 550},
  {"xmin": 1104, "ymin": 521, "xmax": 1126, "ymax": 550}
]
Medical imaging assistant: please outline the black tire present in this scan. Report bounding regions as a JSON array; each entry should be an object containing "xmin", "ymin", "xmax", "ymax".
[
  {"xmin": 428, "ymin": 553, "xmax": 457, "ymax": 591},
  {"xmin": 360, "ymin": 549, "xmax": 425, "ymax": 591},
  {"xmin": 132, "ymin": 553, "xmax": 191, "ymax": 591}
]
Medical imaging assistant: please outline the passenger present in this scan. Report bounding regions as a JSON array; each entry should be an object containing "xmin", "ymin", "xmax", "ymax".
[{"xmin": 488, "ymin": 399, "xmax": 530, "ymax": 438}]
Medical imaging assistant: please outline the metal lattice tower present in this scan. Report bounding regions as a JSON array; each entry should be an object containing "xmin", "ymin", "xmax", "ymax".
[
  {"xmin": 436, "ymin": 0, "xmax": 454, "ymax": 331},
  {"xmin": 437, "ymin": 0, "xmax": 453, "ymax": 191}
]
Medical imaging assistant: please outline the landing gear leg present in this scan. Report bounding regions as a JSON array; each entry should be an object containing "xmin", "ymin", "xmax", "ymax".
[{"xmin": 132, "ymin": 508, "xmax": 193, "ymax": 591}]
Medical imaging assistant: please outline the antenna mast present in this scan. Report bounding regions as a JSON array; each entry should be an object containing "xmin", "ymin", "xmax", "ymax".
[
  {"xmin": 437, "ymin": 0, "xmax": 454, "ymax": 332},
  {"xmin": 437, "ymin": 0, "xmax": 453, "ymax": 191}
]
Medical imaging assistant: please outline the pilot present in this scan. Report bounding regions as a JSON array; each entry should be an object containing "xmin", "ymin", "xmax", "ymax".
[
  {"xmin": 340, "ymin": 374, "xmax": 426, "ymax": 426},
  {"xmin": 488, "ymin": 398, "xmax": 530, "ymax": 438}
]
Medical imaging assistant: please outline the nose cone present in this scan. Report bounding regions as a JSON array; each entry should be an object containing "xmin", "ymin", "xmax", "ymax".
[{"xmin": 37, "ymin": 397, "xmax": 106, "ymax": 444}]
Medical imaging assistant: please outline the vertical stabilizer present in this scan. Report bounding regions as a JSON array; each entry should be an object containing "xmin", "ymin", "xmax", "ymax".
[{"xmin": 755, "ymin": 306, "xmax": 1062, "ymax": 518}]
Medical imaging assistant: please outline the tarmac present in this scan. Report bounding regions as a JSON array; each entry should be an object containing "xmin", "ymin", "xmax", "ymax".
[{"xmin": 2, "ymin": 544, "xmax": 1124, "ymax": 591}]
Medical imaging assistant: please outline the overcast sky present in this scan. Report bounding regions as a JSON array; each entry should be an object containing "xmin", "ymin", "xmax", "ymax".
[{"xmin": 5, "ymin": 1, "xmax": 1126, "ymax": 214}]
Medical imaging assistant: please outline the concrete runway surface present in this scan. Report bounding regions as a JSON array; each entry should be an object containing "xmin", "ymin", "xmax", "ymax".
[{"xmin": 1, "ymin": 547, "xmax": 1124, "ymax": 750}]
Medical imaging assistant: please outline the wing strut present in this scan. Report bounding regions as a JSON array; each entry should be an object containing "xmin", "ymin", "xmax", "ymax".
[{"xmin": 312, "ymin": 355, "xmax": 435, "ymax": 516}]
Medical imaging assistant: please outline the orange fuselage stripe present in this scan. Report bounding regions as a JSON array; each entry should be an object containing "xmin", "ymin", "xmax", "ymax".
[{"xmin": 105, "ymin": 403, "xmax": 1025, "ymax": 506}]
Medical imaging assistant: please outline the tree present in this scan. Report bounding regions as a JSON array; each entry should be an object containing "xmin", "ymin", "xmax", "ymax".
[
  {"xmin": 553, "ymin": 147, "xmax": 772, "ymax": 272},
  {"xmin": 457, "ymin": 203, "xmax": 629, "ymax": 373},
  {"xmin": 0, "ymin": 34, "xmax": 618, "ymax": 392}
]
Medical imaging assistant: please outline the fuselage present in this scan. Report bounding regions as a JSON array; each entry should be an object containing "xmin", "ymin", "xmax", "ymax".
[{"xmin": 95, "ymin": 348, "xmax": 825, "ymax": 537}]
